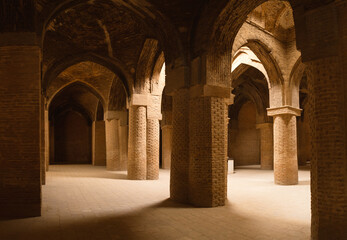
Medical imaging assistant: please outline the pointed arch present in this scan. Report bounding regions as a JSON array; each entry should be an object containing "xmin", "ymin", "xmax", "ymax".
[
  {"xmin": 43, "ymin": 52, "xmax": 131, "ymax": 97},
  {"xmin": 48, "ymin": 80, "xmax": 106, "ymax": 113}
]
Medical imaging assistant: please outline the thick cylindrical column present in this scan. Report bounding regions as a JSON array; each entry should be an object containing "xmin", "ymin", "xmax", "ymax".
[
  {"xmin": 256, "ymin": 123, "xmax": 274, "ymax": 170},
  {"xmin": 147, "ymin": 119, "xmax": 160, "ymax": 180},
  {"xmin": 105, "ymin": 119, "xmax": 120, "ymax": 170},
  {"xmin": 268, "ymin": 107, "xmax": 301, "ymax": 185},
  {"xmin": 92, "ymin": 121, "xmax": 106, "ymax": 166},
  {"xmin": 161, "ymin": 125, "xmax": 172, "ymax": 169},
  {"xmin": 170, "ymin": 89, "xmax": 190, "ymax": 203},
  {"xmin": 128, "ymin": 106, "xmax": 147, "ymax": 179}
]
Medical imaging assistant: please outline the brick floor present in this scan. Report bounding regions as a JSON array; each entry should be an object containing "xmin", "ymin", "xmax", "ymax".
[{"xmin": 0, "ymin": 165, "xmax": 311, "ymax": 240}]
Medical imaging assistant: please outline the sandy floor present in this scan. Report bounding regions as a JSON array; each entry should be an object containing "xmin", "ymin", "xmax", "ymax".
[{"xmin": 0, "ymin": 165, "xmax": 311, "ymax": 240}]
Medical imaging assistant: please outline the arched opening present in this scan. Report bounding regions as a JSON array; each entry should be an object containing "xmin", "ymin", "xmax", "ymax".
[
  {"xmin": 229, "ymin": 64, "xmax": 270, "ymax": 169},
  {"xmin": 49, "ymin": 82, "xmax": 104, "ymax": 165},
  {"xmin": 230, "ymin": 101, "xmax": 260, "ymax": 167},
  {"xmin": 220, "ymin": 1, "xmax": 311, "ymax": 238}
]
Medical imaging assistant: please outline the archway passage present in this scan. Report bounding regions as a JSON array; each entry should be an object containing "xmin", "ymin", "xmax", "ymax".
[
  {"xmin": 230, "ymin": 101, "xmax": 260, "ymax": 167},
  {"xmin": 49, "ymin": 82, "xmax": 104, "ymax": 165}
]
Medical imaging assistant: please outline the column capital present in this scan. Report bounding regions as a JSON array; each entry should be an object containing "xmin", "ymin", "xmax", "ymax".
[
  {"xmin": 130, "ymin": 94, "xmax": 150, "ymax": 106},
  {"xmin": 189, "ymin": 84, "xmax": 231, "ymax": 99},
  {"xmin": 267, "ymin": 106, "xmax": 302, "ymax": 117}
]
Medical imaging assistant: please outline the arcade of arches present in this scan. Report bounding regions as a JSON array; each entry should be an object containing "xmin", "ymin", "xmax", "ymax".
[{"xmin": 0, "ymin": 0, "xmax": 346, "ymax": 239}]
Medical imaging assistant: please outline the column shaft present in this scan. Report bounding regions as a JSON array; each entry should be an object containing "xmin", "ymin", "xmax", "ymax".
[
  {"xmin": 273, "ymin": 114, "xmax": 298, "ymax": 185},
  {"xmin": 307, "ymin": 56, "xmax": 347, "ymax": 239},
  {"xmin": 128, "ymin": 106, "xmax": 147, "ymax": 179},
  {"xmin": 93, "ymin": 121, "xmax": 106, "ymax": 166},
  {"xmin": 44, "ymin": 110, "xmax": 49, "ymax": 171},
  {"xmin": 106, "ymin": 119, "xmax": 120, "ymax": 170},
  {"xmin": 118, "ymin": 124, "xmax": 128, "ymax": 171},
  {"xmin": 256, "ymin": 123, "xmax": 274, "ymax": 170},
  {"xmin": 170, "ymin": 89, "xmax": 190, "ymax": 203},
  {"xmin": 0, "ymin": 44, "xmax": 41, "ymax": 217},
  {"xmin": 40, "ymin": 95, "xmax": 45, "ymax": 185},
  {"xmin": 147, "ymin": 118, "xmax": 159, "ymax": 180},
  {"xmin": 161, "ymin": 125, "xmax": 172, "ymax": 169},
  {"xmin": 189, "ymin": 96, "xmax": 228, "ymax": 207}
]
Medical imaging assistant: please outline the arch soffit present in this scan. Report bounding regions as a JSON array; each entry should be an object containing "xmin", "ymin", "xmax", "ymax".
[
  {"xmin": 289, "ymin": 57, "xmax": 306, "ymax": 88},
  {"xmin": 43, "ymin": 52, "xmax": 132, "ymax": 97},
  {"xmin": 50, "ymin": 102, "xmax": 94, "ymax": 124},
  {"xmin": 135, "ymin": 39, "xmax": 160, "ymax": 93},
  {"xmin": 232, "ymin": 48, "xmax": 270, "ymax": 87},
  {"xmin": 47, "ymin": 80, "xmax": 107, "ymax": 113},
  {"xmin": 234, "ymin": 78, "xmax": 268, "ymax": 118},
  {"xmin": 152, "ymin": 51, "xmax": 165, "ymax": 83},
  {"xmin": 240, "ymin": 40, "xmax": 284, "ymax": 88}
]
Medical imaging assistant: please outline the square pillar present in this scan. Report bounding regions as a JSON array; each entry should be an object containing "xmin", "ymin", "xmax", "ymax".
[
  {"xmin": 188, "ymin": 85, "xmax": 229, "ymax": 207},
  {"xmin": 170, "ymin": 89, "xmax": 190, "ymax": 203},
  {"xmin": 0, "ymin": 39, "xmax": 41, "ymax": 218}
]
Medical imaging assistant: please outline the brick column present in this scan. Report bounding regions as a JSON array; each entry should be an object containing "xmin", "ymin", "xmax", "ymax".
[
  {"xmin": 0, "ymin": 34, "xmax": 41, "ymax": 217},
  {"xmin": 170, "ymin": 89, "xmax": 190, "ymax": 203},
  {"xmin": 128, "ymin": 102, "xmax": 147, "ymax": 180},
  {"xmin": 161, "ymin": 125, "xmax": 172, "ymax": 169},
  {"xmin": 105, "ymin": 119, "xmax": 120, "ymax": 170},
  {"xmin": 146, "ymin": 118, "xmax": 160, "ymax": 179},
  {"xmin": 118, "ymin": 123, "xmax": 128, "ymax": 171},
  {"xmin": 306, "ymin": 56, "xmax": 347, "ymax": 239},
  {"xmin": 44, "ymin": 109, "xmax": 49, "ymax": 172},
  {"xmin": 294, "ymin": 2, "xmax": 347, "ymax": 238},
  {"xmin": 256, "ymin": 123, "xmax": 274, "ymax": 170},
  {"xmin": 267, "ymin": 106, "xmax": 301, "ymax": 185},
  {"xmin": 188, "ymin": 85, "xmax": 229, "ymax": 207},
  {"xmin": 40, "ymin": 94, "xmax": 45, "ymax": 185},
  {"xmin": 92, "ymin": 121, "xmax": 106, "ymax": 166}
]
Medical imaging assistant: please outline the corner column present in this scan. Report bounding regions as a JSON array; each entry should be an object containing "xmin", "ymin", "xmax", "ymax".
[
  {"xmin": 267, "ymin": 106, "xmax": 301, "ymax": 185},
  {"xmin": 256, "ymin": 123, "xmax": 274, "ymax": 170}
]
